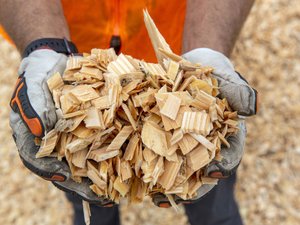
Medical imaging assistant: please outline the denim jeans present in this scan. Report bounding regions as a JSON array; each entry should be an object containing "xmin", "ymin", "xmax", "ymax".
[{"xmin": 66, "ymin": 173, "xmax": 243, "ymax": 225}]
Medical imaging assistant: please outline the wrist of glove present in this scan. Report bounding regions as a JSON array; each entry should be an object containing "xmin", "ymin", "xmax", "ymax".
[{"xmin": 152, "ymin": 48, "xmax": 258, "ymax": 207}]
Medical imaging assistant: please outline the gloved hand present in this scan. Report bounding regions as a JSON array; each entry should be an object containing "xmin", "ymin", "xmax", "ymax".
[
  {"xmin": 152, "ymin": 48, "xmax": 258, "ymax": 207},
  {"xmin": 10, "ymin": 49, "xmax": 113, "ymax": 206}
]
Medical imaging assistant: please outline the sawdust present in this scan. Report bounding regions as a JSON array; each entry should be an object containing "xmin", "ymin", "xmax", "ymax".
[{"xmin": 0, "ymin": 0, "xmax": 299, "ymax": 224}]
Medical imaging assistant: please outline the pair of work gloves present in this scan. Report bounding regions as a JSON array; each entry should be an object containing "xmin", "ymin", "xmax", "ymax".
[{"xmin": 10, "ymin": 47, "xmax": 257, "ymax": 208}]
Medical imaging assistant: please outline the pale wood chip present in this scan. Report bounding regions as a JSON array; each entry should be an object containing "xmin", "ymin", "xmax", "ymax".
[
  {"xmin": 141, "ymin": 121, "xmax": 168, "ymax": 156},
  {"xmin": 36, "ymin": 130, "xmax": 58, "ymax": 158},
  {"xmin": 120, "ymin": 160, "xmax": 132, "ymax": 181},
  {"xmin": 170, "ymin": 129, "xmax": 184, "ymax": 145},
  {"xmin": 52, "ymin": 89, "xmax": 62, "ymax": 108},
  {"xmin": 88, "ymin": 146, "xmax": 119, "ymax": 162},
  {"xmin": 106, "ymin": 126, "xmax": 134, "ymax": 151},
  {"xmin": 47, "ymin": 72, "xmax": 64, "ymax": 93},
  {"xmin": 166, "ymin": 60, "xmax": 179, "ymax": 81},
  {"xmin": 114, "ymin": 177, "xmax": 129, "ymax": 197},
  {"xmin": 60, "ymin": 93, "xmax": 80, "ymax": 114},
  {"xmin": 67, "ymin": 138, "xmax": 92, "ymax": 153},
  {"xmin": 56, "ymin": 132, "xmax": 67, "ymax": 161},
  {"xmin": 63, "ymin": 110, "xmax": 86, "ymax": 119},
  {"xmin": 87, "ymin": 169, "xmax": 107, "ymax": 190},
  {"xmin": 91, "ymin": 96, "xmax": 111, "ymax": 110},
  {"xmin": 123, "ymin": 133, "xmax": 139, "ymax": 161},
  {"xmin": 186, "ymin": 145, "xmax": 210, "ymax": 171},
  {"xmin": 82, "ymin": 200, "xmax": 91, "ymax": 225},
  {"xmin": 121, "ymin": 103, "xmax": 137, "ymax": 130},
  {"xmin": 84, "ymin": 107, "xmax": 104, "ymax": 129},
  {"xmin": 68, "ymin": 114, "xmax": 87, "ymax": 132},
  {"xmin": 158, "ymin": 157, "xmax": 183, "ymax": 190},
  {"xmin": 142, "ymin": 147, "xmax": 157, "ymax": 163},
  {"xmin": 177, "ymin": 134, "xmax": 198, "ymax": 155},
  {"xmin": 172, "ymin": 70, "xmax": 183, "ymax": 92},
  {"xmin": 72, "ymin": 148, "xmax": 88, "ymax": 168},
  {"xmin": 70, "ymin": 85, "xmax": 99, "ymax": 102},
  {"xmin": 80, "ymin": 66, "xmax": 103, "ymax": 80},
  {"xmin": 217, "ymin": 131, "xmax": 230, "ymax": 148},
  {"xmin": 72, "ymin": 124, "xmax": 94, "ymax": 139},
  {"xmin": 201, "ymin": 177, "xmax": 218, "ymax": 185},
  {"xmin": 190, "ymin": 133, "xmax": 216, "ymax": 152},
  {"xmin": 160, "ymin": 94, "xmax": 181, "ymax": 120}
]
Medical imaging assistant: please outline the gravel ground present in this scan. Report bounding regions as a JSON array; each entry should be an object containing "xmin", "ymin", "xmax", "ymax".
[{"xmin": 0, "ymin": 0, "xmax": 299, "ymax": 224}]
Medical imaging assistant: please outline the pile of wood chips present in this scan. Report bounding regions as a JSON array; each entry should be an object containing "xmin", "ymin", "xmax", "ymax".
[{"xmin": 36, "ymin": 10, "xmax": 238, "ymax": 206}]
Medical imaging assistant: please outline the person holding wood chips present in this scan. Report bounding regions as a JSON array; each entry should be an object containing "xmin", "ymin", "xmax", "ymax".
[{"xmin": 0, "ymin": 0, "xmax": 258, "ymax": 225}]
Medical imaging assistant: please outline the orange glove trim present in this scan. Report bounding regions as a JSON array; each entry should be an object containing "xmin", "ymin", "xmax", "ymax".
[{"xmin": 10, "ymin": 79, "xmax": 44, "ymax": 137}]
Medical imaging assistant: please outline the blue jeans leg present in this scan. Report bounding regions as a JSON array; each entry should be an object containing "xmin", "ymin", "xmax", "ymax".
[
  {"xmin": 66, "ymin": 193, "xmax": 120, "ymax": 225},
  {"xmin": 184, "ymin": 173, "xmax": 243, "ymax": 225},
  {"xmin": 66, "ymin": 174, "xmax": 242, "ymax": 225}
]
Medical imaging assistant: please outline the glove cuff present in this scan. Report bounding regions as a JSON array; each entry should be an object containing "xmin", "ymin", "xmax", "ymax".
[{"xmin": 23, "ymin": 38, "xmax": 78, "ymax": 58}]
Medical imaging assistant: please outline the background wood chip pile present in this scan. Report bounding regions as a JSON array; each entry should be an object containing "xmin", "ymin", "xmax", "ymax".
[{"xmin": 0, "ymin": 0, "xmax": 299, "ymax": 224}]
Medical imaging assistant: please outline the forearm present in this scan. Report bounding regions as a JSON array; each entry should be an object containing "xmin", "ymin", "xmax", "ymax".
[
  {"xmin": 0, "ymin": 0, "xmax": 69, "ymax": 53},
  {"xmin": 183, "ymin": 0, "xmax": 254, "ymax": 57}
]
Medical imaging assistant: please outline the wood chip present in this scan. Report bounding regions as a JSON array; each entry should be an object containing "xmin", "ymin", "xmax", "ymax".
[
  {"xmin": 36, "ymin": 130, "xmax": 58, "ymax": 158},
  {"xmin": 70, "ymin": 85, "xmax": 99, "ymax": 102},
  {"xmin": 82, "ymin": 201, "xmax": 91, "ymax": 225},
  {"xmin": 166, "ymin": 61, "xmax": 180, "ymax": 81},
  {"xmin": 158, "ymin": 157, "xmax": 183, "ymax": 190},
  {"xmin": 47, "ymin": 72, "xmax": 64, "ymax": 93},
  {"xmin": 88, "ymin": 146, "xmax": 119, "ymax": 162},
  {"xmin": 84, "ymin": 107, "xmax": 104, "ymax": 129},
  {"xmin": 141, "ymin": 121, "xmax": 168, "ymax": 156},
  {"xmin": 190, "ymin": 133, "xmax": 216, "ymax": 152},
  {"xmin": 160, "ymin": 94, "xmax": 181, "ymax": 120},
  {"xmin": 186, "ymin": 145, "xmax": 210, "ymax": 171},
  {"xmin": 106, "ymin": 126, "xmax": 134, "ymax": 151}
]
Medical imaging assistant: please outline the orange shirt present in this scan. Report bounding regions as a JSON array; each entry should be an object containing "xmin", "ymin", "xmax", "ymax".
[{"xmin": 0, "ymin": 0, "xmax": 186, "ymax": 62}]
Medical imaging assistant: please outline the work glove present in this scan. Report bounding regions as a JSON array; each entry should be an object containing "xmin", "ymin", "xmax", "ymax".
[
  {"xmin": 10, "ymin": 49, "xmax": 113, "ymax": 206},
  {"xmin": 152, "ymin": 48, "xmax": 258, "ymax": 207}
]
